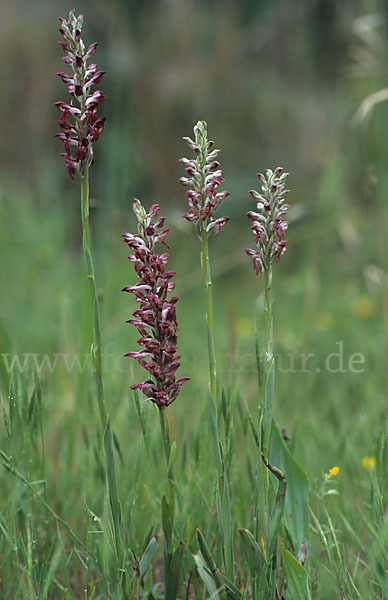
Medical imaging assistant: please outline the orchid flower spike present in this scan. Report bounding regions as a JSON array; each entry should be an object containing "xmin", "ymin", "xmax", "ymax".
[
  {"xmin": 179, "ymin": 120, "xmax": 230, "ymax": 237},
  {"xmin": 123, "ymin": 200, "xmax": 189, "ymax": 407},
  {"xmin": 245, "ymin": 167, "xmax": 290, "ymax": 274},
  {"xmin": 55, "ymin": 9, "xmax": 106, "ymax": 178}
]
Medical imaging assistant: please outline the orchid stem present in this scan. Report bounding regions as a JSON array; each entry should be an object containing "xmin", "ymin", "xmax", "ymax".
[
  {"xmin": 158, "ymin": 406, "xmax": 177, "ymax": 599},
  {"xmin": 262, "ymin": 265, "xmax": 274, "ymax": 458},
  {"xmin": 201, "ymin": 228, "xmax": 217, "ymax": 402},
  {"xmin": 80, "ymin": 166, "xmax": 107, "ymax": 427},
  {"xmin": 80, "ymin": 165, "xmax": 124, "ymax": 584}
]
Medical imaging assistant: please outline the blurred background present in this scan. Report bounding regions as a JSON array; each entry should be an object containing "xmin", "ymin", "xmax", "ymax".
[{"xmin": 1, "ymin": 0, "xmax": 388, "ymax": 474}]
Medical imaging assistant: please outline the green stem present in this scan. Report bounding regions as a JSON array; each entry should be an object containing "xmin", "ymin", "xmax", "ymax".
[
  {"xmin": 158, "ymin": 406, "xmax": 171, "ymax": 465},
  {"xmin": 258, "ymin": 267, "xmax": 274, "ymax": 539},
  {"xmin": 262, "ymin": 266, "xmax": 274, "ymax": 458},
  {"xmin": 158, "ymin": 407, "xmax": 175, "ymax": 520},
  {"xmin": 80, "ymin": 167, "xmax": 107, "ymax": 427},
  {"xmin": 201, "ymin": 229, "xmax": 217, "ymax": 401},
  {"xmin": 158, "ymin": 407, "xmax": 176, "ymax": 598},
  {"xmin": 80, "ymin": 166, "xmax": 124, "ymax": 584},
  {"xmin": 200, "ymin": 229, "xmax": 230, "ymax": 574}
]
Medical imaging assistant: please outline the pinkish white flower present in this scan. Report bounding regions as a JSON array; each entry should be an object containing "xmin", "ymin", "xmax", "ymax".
[
  {"xmin": 245, "ymin": 167, "xmax": 290, "ymax": 274},
  {"xmin": 179, "ymin": 121, "xmax": 230, "ymax": 236},
  {"xmin": 55, "ymin": 9, "xmax": 106, "ymax": 179}
]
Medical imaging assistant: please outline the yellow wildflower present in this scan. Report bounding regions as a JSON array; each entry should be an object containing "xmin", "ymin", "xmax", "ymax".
[
  {"xmin": 351, "ymin": 296, "xmax": 376, "ymax": 319},
  {"xmin": 235, "ymin": 317, "xmax": 252, "ymax": 339},
  {"xmin": 315, "ymin": 311, "xmax": 333, "ymax": 331},
  {"xmin": 328, "ymin": 466, "xmax": 340, "ymax": 478},
  {"xmin": 362, "ymin": 456, "xmax": 376, "ymax": 469}
]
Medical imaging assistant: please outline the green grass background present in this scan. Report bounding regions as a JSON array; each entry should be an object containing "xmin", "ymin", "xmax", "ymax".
[{"xmin": 1, "ymin": 0, "xmax": 388, "ymax": 597}]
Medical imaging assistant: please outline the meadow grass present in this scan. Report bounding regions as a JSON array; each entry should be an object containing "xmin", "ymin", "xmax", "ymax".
[
  {"xmin": 0, "ymin": 157, "xmax": 387, "ymax": 598},
  {"xmin": 1, "ymin": 2, "xmax": 388, "ymax": 598}
]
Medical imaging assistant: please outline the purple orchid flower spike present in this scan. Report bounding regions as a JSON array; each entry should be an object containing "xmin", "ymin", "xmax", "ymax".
[
  {"xmin": 55, "ymin": 9, "xmax": 106, "ymax": 178},
  {"xmin": 179, "ymin": 120, "xmax": 230, "ymax": 237},
  {"xmin": 123, "ymin": 200, "xmax": 190, "ymax": 407},
  {"xmin": 245, "ymin": 167, "xmax": 290, "ymax": 274}
]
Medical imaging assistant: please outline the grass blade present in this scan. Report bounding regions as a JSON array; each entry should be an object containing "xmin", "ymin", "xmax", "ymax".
[
  {"xmin": 165, "ymin": 541, "xmax": 185, "ymax": 600},
  {"xmin": 281, "ymin": 543, "xmax": 311, "ymax": 600}
]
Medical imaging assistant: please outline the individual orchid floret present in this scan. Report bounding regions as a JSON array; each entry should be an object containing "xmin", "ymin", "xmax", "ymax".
[
  {"xmin": 244, "ymin": 167, "xmax": 290, "ymax": 274},
  {"xmin": 55, "ymin": 9, "xmax": 106, "ymax": 178},
  {"xmin": 179, "ymin": 120, "xmax": 230, "ymax": 237},
  {"xmin": 123, "ymin": 200, "xmax": 189, "ymax": 408}
]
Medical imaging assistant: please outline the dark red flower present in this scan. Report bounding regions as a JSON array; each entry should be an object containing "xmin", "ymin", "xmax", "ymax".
[
  {"xmin": 123, "ymin": 200, "xmax": 189, "ymax": 407},
  {"xmin": 55, "ymin": 9, "xmax": 106, "ymax": 178}
]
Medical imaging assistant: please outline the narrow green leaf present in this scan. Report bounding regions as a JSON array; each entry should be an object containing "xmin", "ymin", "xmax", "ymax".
[
  {"xmin": 207, "ymin": 388, "xmax": 222, "ymax": 474},
  {"xmin": 165, "ymin": 541, "xmax": 185, "ymax": 600},
  {"xmin": 162, "ymin": 494, "xmax": 173, "ymax": 560},
  {"xmin": 141, "ymin": 524, "xmax": 155, "ymax": 554},
  {"xmin": 280, "ymin": 543, "xmax": 311, "ymax": 600},
  {"xmin": 238, "ymin": 528, "xmax": 265, "ymax": 571},
  {"xmin": 42, "ymin": 547, "xmax": 61, "ymax": 600},
  {"xmin": 245, "ymin": 400, "xmax": 260, "ymax": 449},
  {"xmin": 196, "ymin": 529, "xmax": 216, "ymax": 572},
  {"xmin": 271, "ymin": 422, "xmax": 309, "ymax": 550},
  {"xmin": 266, "ymin": 474, "xmax": 286, "ymax": 559},
  {"xmin": 113, "ymin": 428, "xmax": 124, "ymax": 467},
  {"xmin": 196, "ymin": 529, "xmax": 225, "ymax": 597},
  {"xmin": 220, "ymin": 574, "xmax": 243, "ymax": 600},
  {"xmin": 139, "ymin": 536, "xmax": 158, "ymax": 580},
  {"xmin": 239, "ymin": 528, "xmax": 268, "ymax": 598},
  {"xmin": 143, "ymin": 567, "xmax": 153, "ymax": 595},
  {"xmin": 0, "ymin": 517, "xmax": 16, "ymax": 550},
  {"xmin": 133, "ymin": 388, "xmax": 149, "ymax": 444},
  {"xmin": 222, "ymin": 463, "xmax": 235, "ymax": 581},
  {"xmin": 340, "ymin": 513, "xmax": 366, "ymax": 554},
  {"xmin": 168, "ymin": 441, "xmax": 176, "ymax": 477},
  {"xmin": 262, "ymin": 358, "xmax": 274, "ymax": 453},
  {"xmin": 254, "ymin": 326, "xmax": 262, "ymax": 389},
  {"xmin": 130, "ymin": 570, "xmax": 141, "ymax": 600},
  {"xmin": 216, "ymin": 481, "xmax": 225, "ymax": 564},
  {"xmin": 104, "ymin": 416, "xmax": 124, "ymax": 566},
  {"xmin": 193, "ymin": 553, "xmax": 219, "ymax": 600}
]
